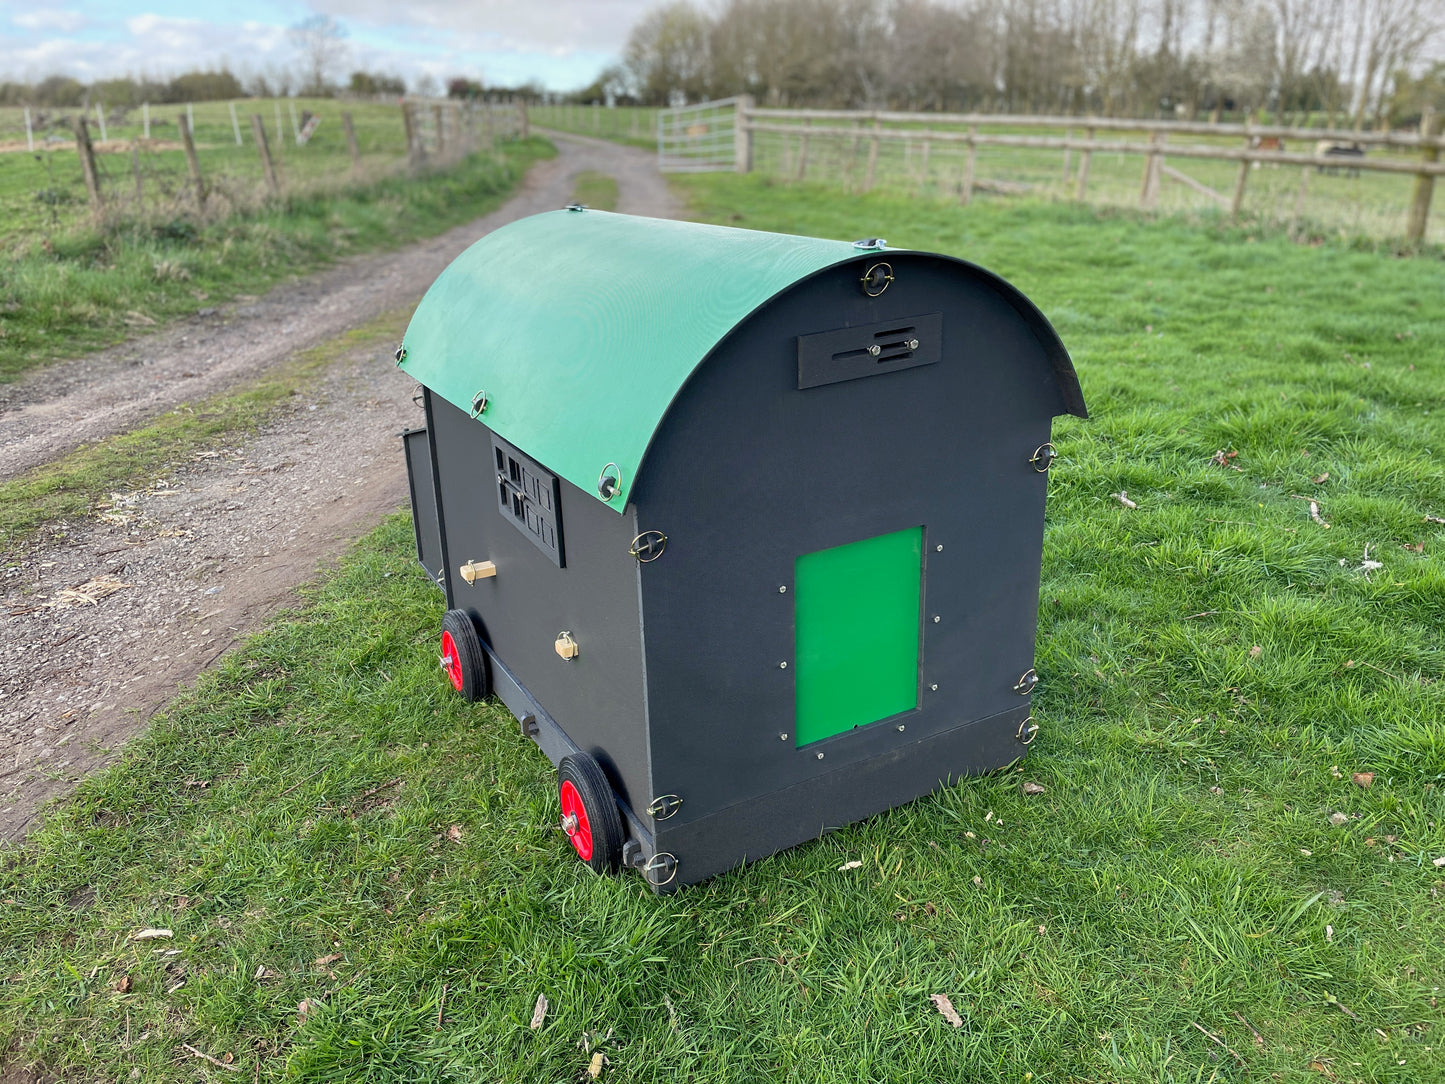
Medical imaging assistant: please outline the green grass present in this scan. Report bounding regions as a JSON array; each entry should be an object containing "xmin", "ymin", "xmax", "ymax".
[
  {"xmin": 570, "ymin": 169, "xmax": 619, "ymax": 211},
  {"xmin": 0, "ymin": 137, "xmax": 553, "ymax": 384},
  {"xmin": 3, "ymin": 183, "xmax": 1444, "ymax": 1082},
  {"xmin": 0, "ymin": 98, "xmax": 441, "ymax": 246},
  {"xmin": 0, "ymin": 308, "xmax": 410, "ymax": 560}
]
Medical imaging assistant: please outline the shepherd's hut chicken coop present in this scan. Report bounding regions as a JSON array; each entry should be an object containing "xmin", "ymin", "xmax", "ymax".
[{"xmin": 396, "ymin": 208, "xmax": 1086, "ymax": 890}]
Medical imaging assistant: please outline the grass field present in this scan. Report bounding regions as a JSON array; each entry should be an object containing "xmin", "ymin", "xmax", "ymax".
[
  {"xmin": 0, "ymin": 136, "xmax": 552, "ymax": 384},
  {"xmin": 1, "ymin": 181, "xmax": 1443, "ymax": 1082}
]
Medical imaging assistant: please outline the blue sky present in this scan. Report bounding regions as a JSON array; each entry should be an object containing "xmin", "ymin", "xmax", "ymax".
[{"xmin": 0, "ymin": 1, "xmax": 653, "ymax": 91}]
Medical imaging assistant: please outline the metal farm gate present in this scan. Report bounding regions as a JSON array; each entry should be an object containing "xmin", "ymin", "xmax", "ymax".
[{"xmin": 657, "ymin": 97, "xmax": 739, "ymax": 173}]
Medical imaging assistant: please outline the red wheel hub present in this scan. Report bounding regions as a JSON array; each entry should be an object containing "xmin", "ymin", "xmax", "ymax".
[
  {"xmin": 559, "ymin": 779, "xmax": 593, "ymax": 861},
  {"xmin": 440, "ymin": 629, "xmax": 463, "ymax": 691}
]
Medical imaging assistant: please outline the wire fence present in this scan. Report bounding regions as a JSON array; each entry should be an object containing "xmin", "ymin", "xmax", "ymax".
[{"xmin": 0, "ymin": 97, "xmax": 527, "ymax": 249}]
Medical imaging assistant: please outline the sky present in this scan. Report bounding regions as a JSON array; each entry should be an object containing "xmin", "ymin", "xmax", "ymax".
[{"xmin": 0, "ymin": 1, "xmax": 655, "ymax": 91}]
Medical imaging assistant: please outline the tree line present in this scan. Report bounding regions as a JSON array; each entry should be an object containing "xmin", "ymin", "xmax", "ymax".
[{"xmin": 604, "ymin": 0, "xmax": 1445, "ymax": 126}]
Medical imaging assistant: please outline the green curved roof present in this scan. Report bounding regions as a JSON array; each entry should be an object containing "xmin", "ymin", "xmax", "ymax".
[{"xmin": 399, "ymin": 209, "xmax": 861, "ymax": 512}]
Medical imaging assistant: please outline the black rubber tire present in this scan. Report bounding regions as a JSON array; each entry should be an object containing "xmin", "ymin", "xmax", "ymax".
[
  {"xmin": 558, "ymin": 753, "xmax": 625, "ymax": 875},
  {"xmin": 441, "ymin": 609, "xmax": 490, "ymax": 702}
]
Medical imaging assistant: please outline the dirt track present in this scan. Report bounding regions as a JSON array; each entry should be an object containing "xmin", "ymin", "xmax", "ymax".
[{"xmin": 0, "ymin": 132, "xmax": 681, "ymax": 842}]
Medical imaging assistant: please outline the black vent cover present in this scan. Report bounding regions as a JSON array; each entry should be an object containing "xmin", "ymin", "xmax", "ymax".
[{"xmin": 491, "ymin": 434, "xmax": 565, "ymax": 567}]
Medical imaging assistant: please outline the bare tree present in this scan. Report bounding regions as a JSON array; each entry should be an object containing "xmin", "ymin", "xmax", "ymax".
[{"xmin": 290, "ymin": 14, "xmax": 348, "ymax": 97}]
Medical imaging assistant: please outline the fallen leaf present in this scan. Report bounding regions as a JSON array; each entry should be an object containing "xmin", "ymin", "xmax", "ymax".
[
  {"xmin": 837, "ymin": 860, "xmax": 863, "ymax": 871},
  {"xmin": 972, "ymin": 875, "xmax": 983, "ymax": 886},
  {"xmin": 930, "ymin": 993, "xmax": 964, "ymax": 1027},
  {"xmin": 253, "ymin": 965, "xmax": 267, "ymax": 981},
  {"xmin": 446, "ymin": 824, "xmax": 463, "ymax": 843},
  {"xmin": 111, "ymin": 974, "xmax": 132, "ymax": 993},
  {"xmin": 1037, "ymin": 925, "xmax": 1047, "ymax": 934},
  {"xmin": 587, "ymin": 1051, "xmax": 606, "ymax": 1079},
  {"xmin": 1300, "ymin": 849, "xmax": 1313, "ymax": 856},
  {"xmin": 1249, "ymin": 644, "xmax": 1262, "ymax": 658},
  {"xmin": 1326, "ymin": 924, "xmax": 1334, "ymax": 942},
  {"xmin": 297, "ymin": 998, "xmax": 319, "ymax": 1021},
  {"xmin": 1113, "ymin": 491, "xmax": 1138, "ymax": 509},
  {"xmin": 314, "ymin": 953, "xmax": 343, "ymax": 969},
  {"xmin": 1312, "ymin": 472, "xmax": 1330, "ymax": 484},
  {"xmin": 1425, "ymin": 515, "xmax": 1445, "ymax": 525},
  {"xmin": 1432, "ymin": 856, "xmax": 1445, "ymax": 867},
  {"xmin": 1309, "ymin": 500, "xmax": 1330, "ymax": 528},
  {"xmin": 1211, "ymin": 449, "xmax": 1242, "ymax": 470},
  {"xmin": 1351, "ymin": 772, "xmax": 1374, "ymax": 788},
  {"xmin": 1308, "ymin": 1059, "xmax": 1336, "ymax": 1078},
  {"xmin": 1210, "ymin": 786, "xmax": 1223, "ymax": 795},
  {"xmin": 1329, "ymin": 812, "xmax": 1348, "ymax": 826},
  {"xmin": 131, "ymin": 928, "xmax": 173, "ymax": 941},
  {"xmin": 1021, "ymin": 782, "xmax": 1046, "ymax": 795},
  {"xmin": 530, "ymin": 992, "xmax": 548, "ymax": 1029}
]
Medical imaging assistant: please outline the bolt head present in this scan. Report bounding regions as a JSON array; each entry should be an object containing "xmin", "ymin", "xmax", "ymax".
[
  {"xmin": 816, "ymin": 752, "xmax": 825, "ymax": 760},
  {"xmin": 780, "ymin": 733, "xmax": 789, "ymax": 741},
  {"xmin": 780, "ymin": 661, "xmax": 788, "ymax": 669},
  {"xmin": 936, "ymin": 544, "xmax": 944, "ymax": 552},
  {"xmin": 930, "ymin": 683, "xmax": 939, "ymax": 691},
  {"xmin": 779, "ymin": 585, "xmax": 787, "ymax": 593},
  {"xmin": 933, "ymin": 615, "xmax": 941, "ymax": 623},
  {"xmin": 897, "ymin": 724, "xmax": 906, "ymax": 732}
]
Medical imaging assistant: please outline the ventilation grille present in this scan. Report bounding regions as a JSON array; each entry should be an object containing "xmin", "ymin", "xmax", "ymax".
[{"xmin": 491, "ymin": 434, "xmax": 564, "ymax": 567}]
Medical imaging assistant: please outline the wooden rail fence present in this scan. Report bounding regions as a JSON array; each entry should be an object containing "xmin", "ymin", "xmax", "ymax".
[{"xmin": 697, "ymin": 98, "xmax": 1444, "ymax": 243}]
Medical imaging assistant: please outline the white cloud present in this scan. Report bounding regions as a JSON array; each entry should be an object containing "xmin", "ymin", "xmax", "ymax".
[
  {"xmin": 12, "ymin": 10, "xmax": 87, "ymax": 33},
  {"xmin": 314, "ymin": 0, "xmax": 651, "ymax": 56}
]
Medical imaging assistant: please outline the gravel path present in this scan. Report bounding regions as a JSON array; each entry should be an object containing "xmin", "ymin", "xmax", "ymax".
[{"xmin": 0, "ymin": 133, "xmax": 681, "ymax": 842}]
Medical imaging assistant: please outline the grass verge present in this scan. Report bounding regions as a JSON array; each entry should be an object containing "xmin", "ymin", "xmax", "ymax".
[
  {"xmin": 571, "ymin": 170, "xmax": 619, "ymax": 212},
  {"xmin": 0, "ymin": 308, "xmax": 409, "ymax": 559},
  {"xmin": 0, "ymin": 138, "xmax": 553, "ymax": 384},
  {"xmin": 2, "ymin": 182, "xmax": 1443, "ymax": 1082}
]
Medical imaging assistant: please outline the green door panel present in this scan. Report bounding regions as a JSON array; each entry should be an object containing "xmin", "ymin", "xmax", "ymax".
[{"xmin": 793, "ymin": 526, "xmax": 924, "ymax": 747}]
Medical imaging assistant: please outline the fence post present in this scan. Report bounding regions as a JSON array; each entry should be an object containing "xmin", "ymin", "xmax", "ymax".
[
  {"xmin": 23, "ymin": 106, "xmax": 33, "ymax": 152},
  {"xmin": 178, "ymin": 113, "xmax": 206, "ymax": 210},
  {"xmin": 961, "ymin": 124, "xmax": 977, "ymax": 204},
  {"xmin": 519, "ymin": 98, "xmax": 529, "ymax": 139},
  {"xmin": 1406, "ymin": 107, "xmax": 1439, "ymax": 245},
  {"xmin": 341, "ymin": 111, "xmax": 361, "ymax": 169},
  {"xmin": 73, "ymin": 117, "xmax": 104, "ymax": 215},
  {"xmin": 131, "ymin": 143, "xmax": 143, "ymax": 200},
  {"xmin": 289, "ymin": 100, "xmax": 300, "ymax": 145},
  {"xmin": 734, "ymin": 95, "xmax": 754, "ymax": 173},
  {"xmin": 1062, "ymin": 127, "xmax": 1072, "ymax": 182},
  {"xmin": 250, "ymin": 114, "xmax": 280, "ymax": 196},
  {"xmin": 917, "ymin": 138, "xmax": 931, "ymax": 197},
  {"xmin": 796, "ymin": 118, "xmax": 811, "ymax": 180},
  {"xmin": 1230, "ymin": 121, "xmax": 1253, "ymax": 219},
  {"xmin": 1075, "ymin": 125, "xmax": 1094, "ymax": 200},
  {"xmin": 433, "ymin": 103, "xmax": 446, "ymax": 156},
  {"xmin": 94, "ymin": 101, "xmax": 108, "ymax": 142},
  {"xmin": 402, "ymin": 101, "xmax": 424, "ymax": 166},
  {"xmin": 865, "ymin": 119, "xmax": 880, "ymax": 191},
  {"xmin": 1139, "ymin": 130, "xmax": 1161, "ymax": 208},
  {"xmin": 143, "ymin": 101, "xmax": 150, "ymax": 140},
  {"xmin": 274, "ymin": 100, "xmax": 283, "ymax": 145},
  {"xmin": 229, "ymin": 101, "xmax": 243, "ymax": 145}
]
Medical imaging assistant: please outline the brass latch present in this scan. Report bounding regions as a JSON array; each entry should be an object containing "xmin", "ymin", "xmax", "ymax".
[
  {"xmin": 554, "ymin": 631, "xmax": 579, "ymax": 661},
  {"xmin": 459, "ymin": 560, "xmax": 496, "ymax": 585}
]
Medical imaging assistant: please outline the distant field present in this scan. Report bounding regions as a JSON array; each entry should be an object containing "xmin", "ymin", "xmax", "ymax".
[
  {"xmin": 0, "ymin": 98, "xmax": 487, "ymax": 250},
  {"xmin": 2, "ymin": 181, "xmax": 1441, "ymax": 1082},
  {"xmin": 534, "ymin": 104, "xmax": 1442, "ymax": 246}
]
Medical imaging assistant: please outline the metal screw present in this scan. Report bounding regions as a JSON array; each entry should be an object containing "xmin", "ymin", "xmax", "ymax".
[
  {"xmin": 816, "ymin": 752, "xmax": 825, "ymax": 760},
  {"xmin": 930, "ymin": 683, "xmax": 939, "ymax": 691},
  {"xmin": 933, "ymin": 615, "xmax": 941, "ymax": 623},
  {"xmin": 779, "ymin": 661, "xmax": 788, "ymax": 669},
  {"xmin": 868, "ymin": 344, "xmax": 882, "ymax": 357},
  {"xmin": 936, "ymin": 544, "xmax": 944, "ymax": 552},
  {"xmin": 897, "ymin": 724, "xmax": 906, "ymax": 732},
  {"xmin": 907, "ymin": 339, "xmax": 919, "ymax": 350},
  {"xmin": 779, "ymin": 585, "xmax": 787, "ymax": 593},
  {"xmin": 780, "ymin": 733, "xmax": 789, "ymax": 741}
]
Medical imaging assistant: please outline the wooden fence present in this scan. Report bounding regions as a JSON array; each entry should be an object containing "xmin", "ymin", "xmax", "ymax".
[{"xmin": 719, "ymin": 98, "xmax": 1443, "ymax": 243}]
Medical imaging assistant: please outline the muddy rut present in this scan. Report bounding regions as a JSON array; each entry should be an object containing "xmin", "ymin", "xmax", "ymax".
[{"xmin": 0, "ymin": 132, "xmax": 681, "ymax": 842}]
